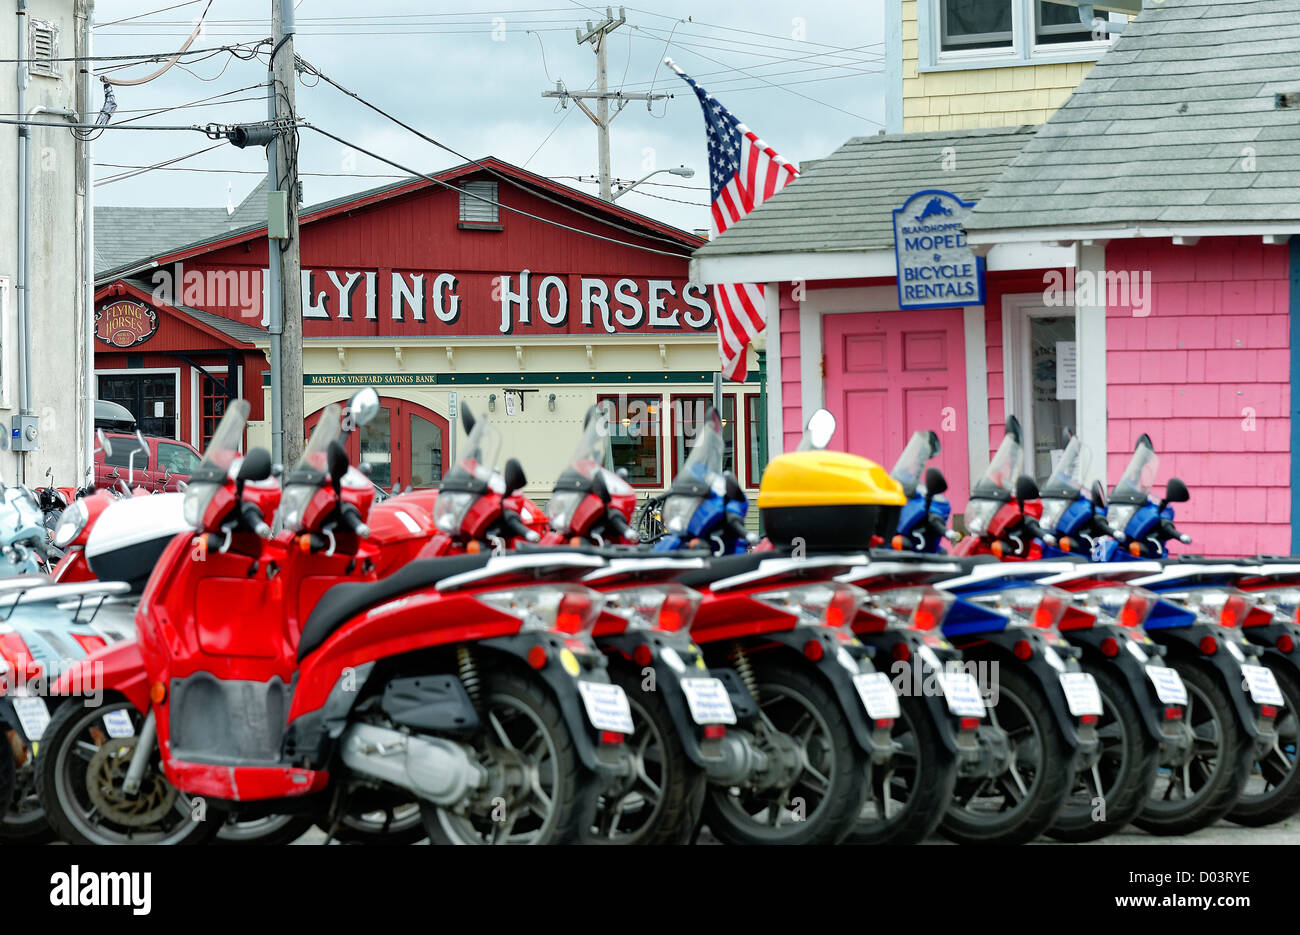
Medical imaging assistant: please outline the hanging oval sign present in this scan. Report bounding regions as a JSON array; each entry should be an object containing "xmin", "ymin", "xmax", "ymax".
[{"xmin": 96, "ymin": 299, "xmax": 158, "ymax": 348}]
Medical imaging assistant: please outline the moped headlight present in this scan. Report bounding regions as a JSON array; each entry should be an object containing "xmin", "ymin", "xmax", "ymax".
[
  {"xmin": 432, "ymin": 491, "xmax": 476, "ymax": 534},
  {"xmin": 962, "ymin": 499, "xmax": 999, "ymax": 536},
  {"xmin": 1106, "ymin": 503, "xmax": 1140, "ymax": 538},
  {"xmin": 661, "ymin": 494, "xmax": 702, "ymax": 535},
  {"xmin": 52, "ymin": 499, "xmax": 88, "ymax": 548},
  {"xmin": 545, "ymin": 491, "xmax": 585, "ymax": 533},
  {"xmin": 1038, "ymin": 498, "xmax": 1072, "ymax": 534}
]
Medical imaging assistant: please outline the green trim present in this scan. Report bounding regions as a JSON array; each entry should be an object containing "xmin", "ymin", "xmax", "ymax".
[{"xmin": 298, "ymin": 371, "xmax": 760, "ymax": 387}]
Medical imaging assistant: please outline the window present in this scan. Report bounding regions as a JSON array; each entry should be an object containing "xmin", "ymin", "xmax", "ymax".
[
  {"xmin": 359, "ymin": 407, "xmax": 393, "ymax": 489},
  {"xmin": 597, "ymin": 394, "xmax": 661, "ymax": 487},
  {"xmin": 408, "ymin": 412, "xmax": 443, "ymax": 487},
  {"xmin": 458, "ymin": 181, "xmax": 499, "ymax": 224},
  {"xmin": 940, "ymin": 0, "xmax": 1013, "ymax": 52},
  {"xmin": 927, "ymin": 0, "xmax": 1117, "ymax": 67},
  {"xmin": 158, "ymin": 442, "xmax": 201, "ymax": 475},
  {"xmin": 28, "ymin": 20, "xmax": 58, "ymax": 78},
  {"xmin": 103, "ymin": 436, "xmax": 148, "ymax": 470},
  {"xmin": 671, "ymin": 395, "xmax": 735, "ymax": 478},
  {"xmin": 745, "ymin": 394, "xmax": 765, "ymax": 488},
  {"xmin": 199, "ymin": 374, "xmax": 228, "ymax": 451}
]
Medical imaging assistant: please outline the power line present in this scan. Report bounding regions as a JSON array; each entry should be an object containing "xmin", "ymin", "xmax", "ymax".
[
  {"xmin": 95, "ymin": 0, "xmax": 208, "ymax": 29},
  {"xmin": 93, "ymin": 142, "xmax": 226, "ymax": 186},
  {"xmin": 95, "ymin": 163, "xmax": 407, "ymax": 183},
  {"xmin": 305, "ymin": 123, "xmax": 694, "ymax": 259},
  {"xmin": 295, "ymin": 54, "xmax": 692, "ymax": 250},
  {"xmin": 0, "ymin": 40, "xmax": 269, "ymax": 64}
]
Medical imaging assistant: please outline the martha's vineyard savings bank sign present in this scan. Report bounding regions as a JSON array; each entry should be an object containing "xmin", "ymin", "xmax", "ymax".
[
  {"xmin": 148, "ymin": 264, "xmax": 717, "ymax": 338},
  {"xmin": 892, "ymin": 190, "xmax": 986, "ymax": 310}
]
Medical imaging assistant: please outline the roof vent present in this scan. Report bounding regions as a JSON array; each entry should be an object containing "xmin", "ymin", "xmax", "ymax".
[
  {"xmin": 28, "ymin": 19, "xmax": 59, "ymax": 79},
  {"xmin": 459, "ymin": 181, "xmax": 499, "ymax": 224}
]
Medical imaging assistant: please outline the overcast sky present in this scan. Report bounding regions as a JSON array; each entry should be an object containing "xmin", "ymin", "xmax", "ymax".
[{"xmin": 90, "ymin": 0, "xmax": 887, "ymax": 232}]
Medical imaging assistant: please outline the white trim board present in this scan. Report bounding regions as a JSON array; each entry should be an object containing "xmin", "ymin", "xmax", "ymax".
[
  {"xmin": 692, "ymin": 242, "xmax": 1075, "ymax": 288},
  {"xmin": 762, "ymin": 282, "xmax": 783, "ymax": 457},
  {"xmin": 963, "ymin": 306, "xmax": 991, "ymax": 488}
]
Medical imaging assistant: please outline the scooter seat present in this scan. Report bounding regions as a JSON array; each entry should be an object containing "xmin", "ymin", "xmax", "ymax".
[
  {"xmin": 676, "ymin": 552, "xmax": 777, "ymax": 588},
  {"xmin": 299, "ymin": 553, "xmax": 494, "ymax": 660}
]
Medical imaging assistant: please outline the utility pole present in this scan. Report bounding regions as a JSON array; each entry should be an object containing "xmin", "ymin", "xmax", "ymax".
[
  {"xmin": 268, "ymin": 0, "xmax": 303, "ymax": 466},
  {"xmin": 541, "ymin": 7, "xmax": 670, "ymax": 201}
]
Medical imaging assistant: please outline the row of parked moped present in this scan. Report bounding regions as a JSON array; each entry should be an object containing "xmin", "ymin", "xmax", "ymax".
[{"xmin": 0, "ymin": 391, "xmax": 1292, "ymax": 844}]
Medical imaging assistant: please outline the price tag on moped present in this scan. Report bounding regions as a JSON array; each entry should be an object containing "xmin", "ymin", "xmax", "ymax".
[
  {"xmin": 577, "ymin": 680, "xmax": 635, "ymax": 734},
  {"xmin": 1059, "ymin": 671, "xmax": 1103, "ymax": 717},
  {"xmin": 1145, "ymin": 664, "xmax": 1187, "ymax": 705},
  {"xmin": 1242, "ymin": 665, "xmax": 1286, "ymax": 707},
  {"xmin": 853, "ymin": 672, "xmax": 900, "ymax": 720},
  {"xmin": 11, "ymin": 693, "xmax": 50, "ymax": 741},
  {"xmin": 679, "ymin": 677, "xmax": 736, "ymax": 725}
]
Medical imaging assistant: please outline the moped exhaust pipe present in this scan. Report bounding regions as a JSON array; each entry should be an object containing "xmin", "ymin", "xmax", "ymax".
[{"xmin": 340, "ymin": 723, "xmax": 487, "ymax": 806}]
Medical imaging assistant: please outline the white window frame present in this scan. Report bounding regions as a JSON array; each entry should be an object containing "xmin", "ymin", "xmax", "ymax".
[
  {"xmin": 94, "ymin": 366, "xmax": 182, "ymax": 439},
  {"xmin": 189, "ymin": 364, "xmax": 242, "ymax": 449},
  {"xmin": 921, "ymin": 0, "xmax": 1119, "ymax": 72}
]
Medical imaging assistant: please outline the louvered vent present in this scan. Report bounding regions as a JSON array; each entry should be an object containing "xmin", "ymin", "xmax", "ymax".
[
  {"xmin": 458, "ymin": 181, "xmax": 499, "ymax": 223},
  {"xmin": 28, "ymin": 20, "xmax": 59, "ymax": 78}
]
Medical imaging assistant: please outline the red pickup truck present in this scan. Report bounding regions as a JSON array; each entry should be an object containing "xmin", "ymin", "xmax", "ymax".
[{"xmin": 94, "ymin": 434, "xmax": 203, "ymax": 493}]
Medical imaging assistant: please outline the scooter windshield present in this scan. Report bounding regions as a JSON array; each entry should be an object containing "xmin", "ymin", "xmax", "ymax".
[
  {"xmin": 182, "ymin": 399, "xmax": 250, "ymax": 526},
  {"xmin": 970, "ymin": 418, "xmax": 1022, "ymax": 500},
  {"xmin": 433, "ymin": 415, "xmax": 505, "ymax": 534},
  {"xmin": 279, "ymin": 403, "xmax": 342, "ymax": 531},
  {"xmin": 890, "ymin": 430, "xmax": 940, "ymax": 498},
  {"xmin": 1110, "ymin": 435, "xmax": 1159, "ymax": 505},
  {"xmin": 1040, "ymin": 434, "xmax": 1089, "ymax": 500},
  {"xmin": 547, "ymin": 404, "xmax": 631, "ymax": 531},
  {"xmin": 567, "ymin": 403, "xmax": 616, "ymax": 480},
  {"xmin": 674, "ymin": 409, "xmax": 725, "ymax": 493}
]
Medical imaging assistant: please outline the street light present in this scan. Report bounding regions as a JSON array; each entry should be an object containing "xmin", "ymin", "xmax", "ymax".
[{"xmin": 611, "ymin": 165, "xmax": 694, "ymax": 201}]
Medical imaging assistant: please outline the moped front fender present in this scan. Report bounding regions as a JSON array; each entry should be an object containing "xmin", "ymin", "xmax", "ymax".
[{"xmin": 50, "ymin": 639, "xmax": 150, "ymax": 714}]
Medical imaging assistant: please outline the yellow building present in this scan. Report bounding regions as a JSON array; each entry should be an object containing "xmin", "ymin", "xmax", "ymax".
[{"xmin": 887, "ymin": 0, "xmax": 1139, "ymax": 131}]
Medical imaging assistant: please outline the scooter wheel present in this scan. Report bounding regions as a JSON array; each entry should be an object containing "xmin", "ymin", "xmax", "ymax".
[
  {"xmin": 0, "ymin": 753, "xmax": 57, "ymax": 844},
  {"xmin": 847, "ymin": 692, "xmax": 957, "ymax": 845},
  {"xmin": 216, "ymin": 813, "xmax": 317, "ymax": 846},
  {"xmin": 940, "ymin": 665, "xmax": 1074, "ymax": 845},
  {"xmin": 1134, "ymin": 660, "xmax": 1253, "ymax": 836},
  {"xmin": 0, "ymin": 729, "xmax": 14, "ymax": 826},
  {"xmin": 36, "ymin": 695, "xmax": 224, "ymax": 845},
  {"xmin": 1228, "ymin": 659, "xmax": 1300, "ymax": 827},
  {"xmin": 700, "ymin": 660, "xmax": 870, "ymax": 846},
  {"xmin": 1048, "ymin": 664, "xmax": 1159, "ymax": 841},
  {"xmin": 583, "ymin": 661, "xmax": 707, "ymax": 845},
  {"xmin": 422, "ymin": 668, "xmax": 598, "ymax": 845},
  {"xmin": 318, "ymin": 794, "xmax": 426, "ymax": 845}
]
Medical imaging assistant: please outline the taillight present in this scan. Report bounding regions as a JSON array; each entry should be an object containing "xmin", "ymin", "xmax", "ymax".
[
  {"xmin": 752, "ymin": 582, "xmax": 866, "ymax": 629},
  {"xmin": 601, "ymin": 584, "xmax": 701, "ymax": 633},
  {"xmin": 1164, "ymin": 706, "xmax": 1183, "ymax": 720},
  {"xmin": 969, "ymin": 586, "xmax": 1071, "ymax": 630},
  {"xmin": 1071, "ymin": 586, "xmax": 1158, "ymax": 630},
  {"xmin": 1261, "ymin": 705, "xmax": 1278, "ymax": 720},
  {"xmin": 1161, "ymin": 589, "xmax": 1256, "ymax": 629},
  {"xmin": 1199, "ymin": 635, "xmax": 1218, "ymax": 655},
  {"xmin": 1244, "ymin": 587, "xmax": 1300, "ymax": 626},
  {"xmin": 1279, "ymin": 634, "xmax": 1295, "ymax": 653},
  {"xmin": 1100, "ymin": 636, "xmax": 1119, "ymax": 657},
  {"xmin": 555, "ymin": 591, "xmax": 594, "ymax": 634},
  {"xmin": 860, "ymin": 585, "xmax": 954, "ymax": 631},
  {"xmin": 1057, "ymin": 605, "xmax": 1097, "ymax": 631},
  {"xmin": 476, "ymin": 585, "xmax": 605, "ymax": 638}
]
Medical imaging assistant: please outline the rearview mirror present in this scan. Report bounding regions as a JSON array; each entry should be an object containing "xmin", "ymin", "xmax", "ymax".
[
  {"xmin": 461, "ymin": 405, "xmax": 476, "ymax": 435},
  {"xmin": 1163, "ymin": 477, "xmax": 1190, "ymax": 505},
  {"xmin": 346, "ymin": 387, "xmax": 380, "ymax": 430},
  {"xmin": 503, "ymin": 458, "xmax": 526, "ymax": 497},
  {"xmin": 326, "ymin": 440, "xmax": 349, "ymax": 484},
  {"xmin": 238, "ymin": 448, "xmax": 273, "ymax": 484},
  {"xmin": 924, "ymin": 466, "xmax": 948, "ymax": 497},
  {"xmin": 1005, "ymin": 415, "xmax": 1022, "ymax": 445},
  {"xmin": 1014, "ymin": 475, "xmax": 1039, "ymax": 507},
  {"xmin": 591, "ymin": 471, "xmax": 611, "ymax": 504},
  {"xmin": 1090, "ymin": 480, "xmax": 1108, "ymax": 511},
  {"xmin": 804, "ymin": 409, "xmax": 836, "ymax": 450},
  {"xmin": 724, "ymin": 472, "xmax": 745, "ymax": 502}
]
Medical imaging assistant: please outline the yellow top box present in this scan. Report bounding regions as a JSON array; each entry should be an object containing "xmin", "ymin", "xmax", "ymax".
[{"xmin": 757, "ymin": 450, "xmax": 907, "ymax": 510}]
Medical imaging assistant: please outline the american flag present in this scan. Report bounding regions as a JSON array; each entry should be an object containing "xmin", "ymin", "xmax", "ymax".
[{"xmin": 669, "ymin": 59, "xmax": 799, "ymax": 382}]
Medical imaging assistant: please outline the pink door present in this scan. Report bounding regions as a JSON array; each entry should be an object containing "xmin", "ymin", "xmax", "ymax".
[{"xmin": 824, "ymin": 309, "xmax": 970, "ymax": 504}]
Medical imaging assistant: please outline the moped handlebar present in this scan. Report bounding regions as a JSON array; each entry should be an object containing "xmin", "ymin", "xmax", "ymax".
[
  {"xmin": 240, "ymin": 500, "xmax": 272, "ymax": 539},
  {"xmin": 338, "ymin": 502, "xmax": 371, "ymax": 539},
  {"xmin": 501, "ymin": 508, "xmax": 540, "ymax": 543}
]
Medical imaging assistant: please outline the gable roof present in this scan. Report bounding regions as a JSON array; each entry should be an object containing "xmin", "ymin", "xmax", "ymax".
[
  {"xmin": 692, "ymin": 126, "xmax": 1038, "ymax": 258},
  {"xmin": 965, "ymin": 0, "xmax": 1300, "ymax": 237},
  {"xmin": 95, "ymin": 157, "xmax": 705, "ymax": 281}
]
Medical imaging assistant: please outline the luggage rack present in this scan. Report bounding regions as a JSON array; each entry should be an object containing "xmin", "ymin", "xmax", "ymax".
[{"xmin": 0, "ymin": 580, "xmax": 132, "ymax": 623}]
